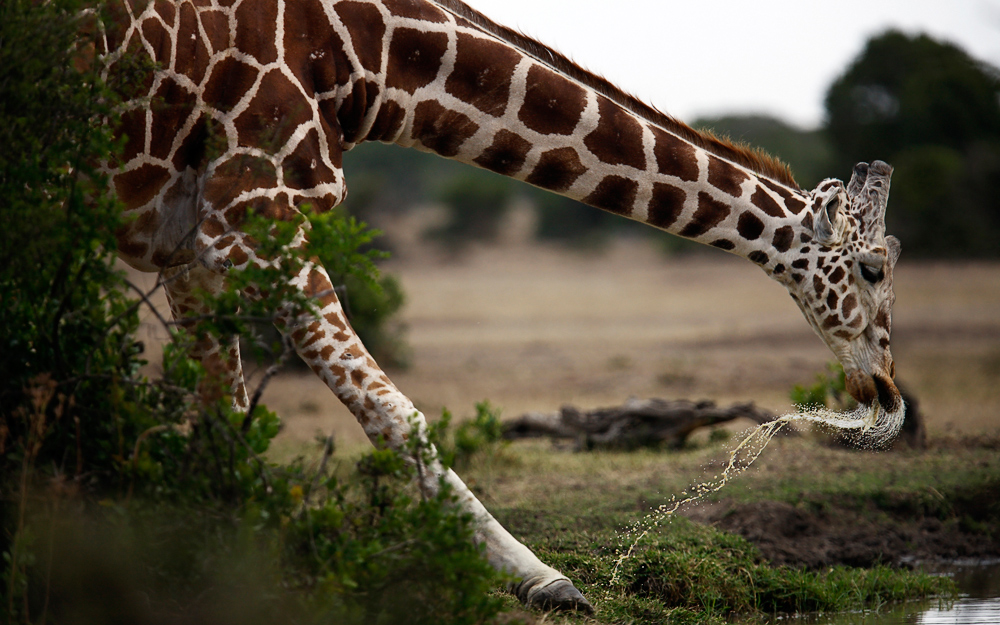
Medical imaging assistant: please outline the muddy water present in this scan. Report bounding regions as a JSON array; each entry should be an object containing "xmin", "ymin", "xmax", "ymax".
[{"xmin": 770, "ymin": 562, "xmax": 1000, "ymax": 625}]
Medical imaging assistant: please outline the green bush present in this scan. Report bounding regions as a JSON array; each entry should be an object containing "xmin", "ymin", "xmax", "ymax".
[
  {"xmin": 0, "ymin": 2, "xmax": 501, "ymax": 622},
  {"xmin": 789, "ymin": 362, "xmax": 853, "ymax": 411},
  {"xmin": 427, "ymin": 169, "xmax": 514, "ymax": 247}
]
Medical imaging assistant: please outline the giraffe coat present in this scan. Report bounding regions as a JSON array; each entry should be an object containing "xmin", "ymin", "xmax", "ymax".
[{"xmin": 98, "ymin": 0, "xmax": 903, "ymax": 612}]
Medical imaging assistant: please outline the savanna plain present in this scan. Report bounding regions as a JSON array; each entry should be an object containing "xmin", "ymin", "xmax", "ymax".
[{"xmin": 131, "ymin": 236, "xmax": 1000, "ymax": 623}]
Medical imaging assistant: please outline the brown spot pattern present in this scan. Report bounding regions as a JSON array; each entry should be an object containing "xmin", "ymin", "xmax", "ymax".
[
  {"xmin": 874, "ymin": 309, "xmax": 890, "ymax": 331},
  {"xmin": 474, "ymin": 130, "xmax": 532, "ymax": 176},
  {"xmin": 519, "ymin": 65, "xmax": 586, "ymax": 136},
  {"xmin": 229, "ymin": 245, "xmax": 249, "ymax": 266},
  {"xmin": 199, "ymin": 10, "xmax": 230, "ymax": 53},
  {"xmin": 284, "ymin": 129, "xmax": 338, "ymax": 189},
  {"xmin": 149, "ymin": 78, "xmax": 195, "ymax": 159},
  {"xmin": 736, "ymin": 211, "xmax": 764, "ymax": 240},
  {"xmin": 841, "ymin": 293, "xmax": 857, "ymax": 318},
  {"xmin": 234, "ymin": 0, "xmax": 278, "ymax": 64},
  {"xmin": 386, "ymin": 0, "xmax": 446, "ymax": 22},
  {"xmin": 680, "ymin": 193, "xmax": 730, "ymax": 238},
  {"xmin": 202, "ymin": 57, "xmax": 259, "ymax": 112},
  {"xmin": 772, "ymin": 225, "xmax": 794, "ymax": 252},
  {"xmin": 447, "ymin": 33, "xmax": 520, "ymax": 116},
  {"xmin": 813, "ymin": 274, "xmax": 825, "ymax": 296},
  {"xmin": 153, "ymin": 0, "xmax": 175, "ymax": 25},
  {"xmin": 411, "ymin": 100, "xmax": 479, "ymax": 157},
  {"xmin": 172, "ymin": 115, "xmax": 209, "ymax": 170},
  {"xmin": 175, "ymin": 3, "xmax": 210, "ymax": 84},
  {"xmin": 647, "ymin": 183, "xmax": 686, "ymax": 229},
  {"xmin": 335, "ymin": 2, "xmax": 385, "ymax": 73},
  {"xmin": 800, "ymin": 212, "xmax": 814, "ymax": 232},
  {"xmin": 583, "ymin": 176, "xmax": 637, "ymax": 216},
  {"xmin": 114, "ymin": 163, "xmax": 172, "ymax": 208},
  {"xmin": 526, "ymin": 147, "xmax": 587, "ymax": 192},
  {"xmin": 204, "ymin": 156, "xmax": 277, "ymax": 205},
  {"xmin": 386, "ymin": 28, "xmax": 448, "ymax": 94},
  {"xmin": 708, "ymin": 158, "xmax": 748, "ymax": 197},
  {"xmin": 366, "ymin": 98, "xmax": 407, "ymax": 142},
  {"xmin": 118, "ymin": 108, "xmax": 146, "ymax": 163},
  {"xmin": 652, "ymin": 128, "xmax": 699, "ymax": 182},
  {"xmin": 233, "ymin": 70, "xmax": 312, "ymax": 150},
  {"xmin": 141, "ymin": 17, "xmax": 172, "ymax": 67},
  {"xmin": 751, "ymin": 187, "xmax": 784, "ymax": 218},
  {"xmin": 583, "ymin": 98, "xmax": 645, "ymax": 169}
]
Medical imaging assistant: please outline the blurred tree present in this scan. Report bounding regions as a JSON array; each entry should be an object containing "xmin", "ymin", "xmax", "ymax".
[
  {"xmin": 825, "ymin": 31, "xmax": 1000, "ymax": 257},
  {"xmin": 531, "ymin": 187, "xmax": 620, "ymax": 249},
  {"xmin": 693, "ymin": 115, "xmax": 835, "ymax": 189},
  {"xmin": 426, "ymin": 167, "xmax": 514, "ymax": 247}
]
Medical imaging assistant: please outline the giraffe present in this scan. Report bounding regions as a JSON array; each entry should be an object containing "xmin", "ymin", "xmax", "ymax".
[{"xmin": 97, "ymin": 0, "xmax": 903, "ymax": 612}]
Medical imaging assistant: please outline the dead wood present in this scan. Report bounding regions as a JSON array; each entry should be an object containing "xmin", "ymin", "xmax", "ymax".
[{"xmin": 503, "ymin": 397, "xmax": 777, "ymax": 450}]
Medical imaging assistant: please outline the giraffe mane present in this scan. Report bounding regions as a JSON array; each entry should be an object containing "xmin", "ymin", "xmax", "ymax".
[{"xmin": 432, "ymin": 0, "xmax": 801, "ymax": 191}]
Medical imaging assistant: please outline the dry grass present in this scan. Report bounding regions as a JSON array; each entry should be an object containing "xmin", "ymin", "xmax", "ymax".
[{"xmin": 124, "ymin": 239, "xmax": 1000, "ymax": 457}]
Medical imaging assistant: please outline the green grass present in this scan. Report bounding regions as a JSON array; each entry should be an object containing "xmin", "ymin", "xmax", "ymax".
[
  {"xmin": 448, "ymin": 433, "xmax": 990, "ymax": 624},
  {"xmin": 487, "ymin": 513, "xmax": 949, "ymax": 624}
]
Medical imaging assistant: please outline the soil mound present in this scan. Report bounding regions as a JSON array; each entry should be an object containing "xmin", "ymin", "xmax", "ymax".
[{"xmin": 684, "ymin": 497, "xmax": 1000, "ymax": 570}]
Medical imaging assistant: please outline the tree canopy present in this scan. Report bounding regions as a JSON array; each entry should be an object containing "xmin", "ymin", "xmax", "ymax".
[{"xmin": 825, "ymin": 31, "xmax": 1000, "ymax": 257}]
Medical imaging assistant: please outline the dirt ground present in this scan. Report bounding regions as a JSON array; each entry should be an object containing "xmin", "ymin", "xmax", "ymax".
[
  {"xmin": 127, "ymin": 231, "xmax": 1000, "ymax": 456},
  {"xmin": 685, "ymin": 491, "xmax": 1000, "ymax": 571}
]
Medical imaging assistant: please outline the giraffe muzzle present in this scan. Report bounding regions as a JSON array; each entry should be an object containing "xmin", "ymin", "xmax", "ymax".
[
  {"xmin": 846, "ymin": 368, "xmax": 901, "ymax": 413},
  {"xmin": 873, "ymin": 373, "xmax": 902, "ymax": 413}
]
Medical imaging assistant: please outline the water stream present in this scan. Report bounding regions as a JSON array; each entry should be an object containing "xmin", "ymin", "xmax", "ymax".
[{"xmin": 611, "ymin": 401, "xmax": 906, "ymax": 584}]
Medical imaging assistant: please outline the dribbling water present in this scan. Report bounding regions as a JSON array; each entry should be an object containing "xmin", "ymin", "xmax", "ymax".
[{"xmin": 609, "ymin": 401, "xmax": 906, "ymax": 586}]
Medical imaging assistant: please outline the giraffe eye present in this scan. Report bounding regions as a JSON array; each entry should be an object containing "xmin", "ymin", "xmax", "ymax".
[{"xmin": 860, "ymin": 263, "xmax": 884, "ymax": 284}]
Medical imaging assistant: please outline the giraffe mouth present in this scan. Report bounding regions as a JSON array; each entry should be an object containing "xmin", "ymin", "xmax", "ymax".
[
  {"xmin": 873, "ymin": 374, "xmax": 902, "ymax": 413},
  {"xmin": 845, "ymin": 369, "xmax": 901, "ymax": 413}
]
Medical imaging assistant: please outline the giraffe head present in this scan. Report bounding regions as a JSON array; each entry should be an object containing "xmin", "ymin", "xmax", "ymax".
[{"xmin": 786, "ymin": 161, "xmax": 902, "ymax": 413}]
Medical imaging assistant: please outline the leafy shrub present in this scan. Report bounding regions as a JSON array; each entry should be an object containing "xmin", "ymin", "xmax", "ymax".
[
  {"xmin": 453, "ymin": 401, "xmax": 507, "ymax": 464},
  {"xmin": 789, "ymin": 362, "xmax": 853, "ymax": 411},
  {"xmin": 0, "ymin": 2, "xmax": 500, "ymax": 621}
]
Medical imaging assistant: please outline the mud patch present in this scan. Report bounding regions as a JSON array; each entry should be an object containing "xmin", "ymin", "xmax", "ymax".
[{"xmin": 683, "ymin": 496, "xmax": 1000, "ymax": 570}]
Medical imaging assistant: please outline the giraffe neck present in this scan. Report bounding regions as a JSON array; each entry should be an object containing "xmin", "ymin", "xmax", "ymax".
[{"xmin": 333, "ymin": 0, "xmax": 809, "ymax": 276}]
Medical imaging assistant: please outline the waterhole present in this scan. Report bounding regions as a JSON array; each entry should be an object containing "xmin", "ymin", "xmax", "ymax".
[{"xmin": 769, "ymin": 561, "xmax": 1000, "ymax": 625}]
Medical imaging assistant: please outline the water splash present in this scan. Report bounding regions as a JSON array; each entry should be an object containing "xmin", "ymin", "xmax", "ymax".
[{"xmin": 609, "ymin": 400, "xmax": 905, "ymax": 586}]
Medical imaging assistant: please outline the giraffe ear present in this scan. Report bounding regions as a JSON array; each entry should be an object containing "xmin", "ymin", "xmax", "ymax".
[
  {"xmin": 814, "ymin": 190, "xmax": 845, "ymax": 245},
  {"xmin": 886, "ymin": 235, "xmax": 901, "ymax": 266}
]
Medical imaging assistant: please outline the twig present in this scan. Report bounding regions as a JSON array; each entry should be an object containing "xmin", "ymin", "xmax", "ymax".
[
  {"xmin": 121, "ymin": 277, "xmax": 172, "ymax": 329},
  {"xmin": 241, "ymin": 332, "xmax": 293, "ymax": 433},
  {"xmin": 125, "ymin": 424, "xmax": 171, "ymax": 504},
  {"xmin": 303, "ymin": 433, "xmax": 336, "ymax": 508},
  {"xmin": 203, "ymin": 407, "xmax": 274, "ymax": 493}
]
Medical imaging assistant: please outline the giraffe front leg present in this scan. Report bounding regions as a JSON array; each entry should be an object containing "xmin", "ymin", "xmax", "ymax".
[
  {"xmin": 278, "ymin": 262, "xmax": 593, "ymax": 614},
  {"xmin": 162, "ymin": 264, "xmax": 250, "ymax": 412}
]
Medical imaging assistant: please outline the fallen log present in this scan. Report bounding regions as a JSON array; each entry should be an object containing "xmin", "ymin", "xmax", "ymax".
[{"xmin": 503, "ymin": 397, "xmax": 777, "ymax": 450}]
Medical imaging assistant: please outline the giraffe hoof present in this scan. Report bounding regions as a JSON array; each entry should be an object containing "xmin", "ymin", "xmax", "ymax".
[{"xmin": 527, "ymin": 579, "xmax": 594, "ymax": 614}]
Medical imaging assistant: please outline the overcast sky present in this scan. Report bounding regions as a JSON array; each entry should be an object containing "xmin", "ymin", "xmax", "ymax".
[{"xmin": 461, "ymin": 0, "xmax": 1000, "ymax": 129}]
